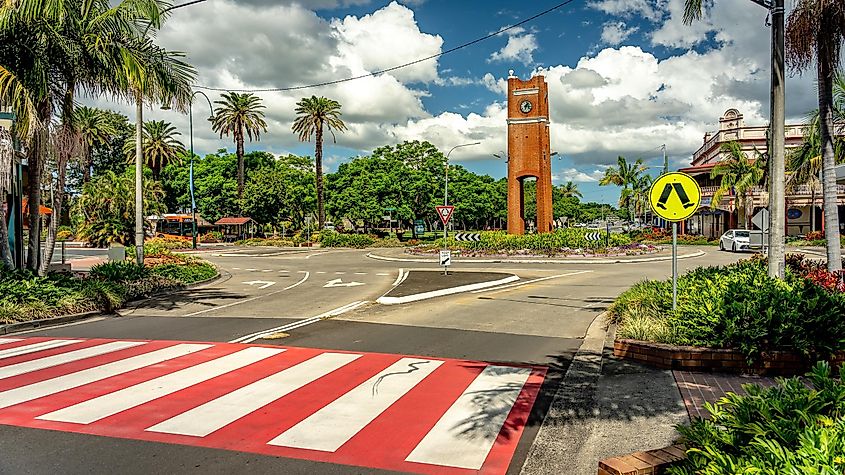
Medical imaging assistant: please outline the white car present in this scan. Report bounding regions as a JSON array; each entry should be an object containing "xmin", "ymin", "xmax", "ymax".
[{"xmin": 719, "ymin": 229, "xmax": 751, "ymax": 252}]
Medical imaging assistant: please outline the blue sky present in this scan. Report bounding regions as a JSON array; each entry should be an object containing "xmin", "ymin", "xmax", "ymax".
[{"xmin": 87, "ymin": 0, "xmax": 819, "ymax": 204}]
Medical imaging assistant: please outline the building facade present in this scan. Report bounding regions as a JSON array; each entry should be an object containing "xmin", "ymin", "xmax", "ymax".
[{"xmin": 679, "ymin": 108, "xmax": 845, "ymax": 238}]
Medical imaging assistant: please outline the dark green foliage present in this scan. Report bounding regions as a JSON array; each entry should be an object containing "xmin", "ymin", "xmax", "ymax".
[
  {"xmin": 150, "ymin": 261, "xmax": 217, "ymax": 284},
  {"xmin": 318, "ymin": 231, "xmax": 376, "ymax": 248},
  {"xmin": 611, "ymin": 257, "xmax": 845, "ymax": 361},
  {"xmin": 669, "ymin": 362, "xmax": 845, "ymax": 474},
  {"xmin": 89, "ymin": 261, "xmax": 149, "ymax": 282}
]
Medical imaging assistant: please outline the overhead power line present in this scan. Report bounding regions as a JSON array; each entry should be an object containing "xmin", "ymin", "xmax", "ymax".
[{"xmin": 193, "ymin": 0, "xmax": 578, "ymax": 93}]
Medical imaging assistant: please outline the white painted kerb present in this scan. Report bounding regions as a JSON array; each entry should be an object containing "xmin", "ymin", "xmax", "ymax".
[{"xmin": 376, "ymin": 275, "xmax": 519, "ymax": 305}]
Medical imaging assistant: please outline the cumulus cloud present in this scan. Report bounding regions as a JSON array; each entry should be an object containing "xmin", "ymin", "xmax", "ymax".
[
  {"xmin": 488, "ymin": 27, "xmax": 538, "ymax": 65},
  {"xmin": 588, "ymin": 0, "xmax": 661, "ymax": 21},
  {"xmin": 600, "ymin": 21, "xmax": 639, "ymax": 45}
]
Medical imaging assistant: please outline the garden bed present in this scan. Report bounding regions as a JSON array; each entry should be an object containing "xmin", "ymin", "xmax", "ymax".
[{"xmin": 609, "ymin": 254, "xmax": 845, "ymax": 373}]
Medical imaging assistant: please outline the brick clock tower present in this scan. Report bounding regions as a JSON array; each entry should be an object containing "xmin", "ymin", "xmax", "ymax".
[{"xmin": 507, "ymin": 71, "xmax": 553, "ymax": 235}]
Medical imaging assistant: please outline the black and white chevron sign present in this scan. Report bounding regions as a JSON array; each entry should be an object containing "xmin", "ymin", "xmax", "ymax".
[
  {"xmin": 454, "ymin": 233, "xmax": 481, "ymax": 242},
  {"xmin": 585, "ymin": 232, "xmax": 602, "ymax": 241}
]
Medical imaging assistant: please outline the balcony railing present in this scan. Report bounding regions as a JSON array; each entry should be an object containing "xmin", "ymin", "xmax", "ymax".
[{"xmin": 700, "ymin": 184, "xmax": 845, "ymax": 197}]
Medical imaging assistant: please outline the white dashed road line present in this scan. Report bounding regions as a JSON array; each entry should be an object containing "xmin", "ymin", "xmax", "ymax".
[{"xmin": 230, "ymin": 301, "xmax": 369, "ymax": 344}]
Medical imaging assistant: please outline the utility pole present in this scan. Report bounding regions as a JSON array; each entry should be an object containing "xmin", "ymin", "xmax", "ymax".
[
  {"xmin": 662, "ymin": 144, "xmax": 668, "ymax": 175},
  {"xmin": 768, "ymin": 0, "xmax": 785, "ymax": 279}
]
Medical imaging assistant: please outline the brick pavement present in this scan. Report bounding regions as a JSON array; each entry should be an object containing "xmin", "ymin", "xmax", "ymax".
[{"xmin": 673, "ymin": 370, "xmax": 778, "ymax": 419}]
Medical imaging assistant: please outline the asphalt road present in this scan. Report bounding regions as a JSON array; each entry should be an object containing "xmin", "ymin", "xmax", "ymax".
[{"xmin": 2, "ymin": 245, "xmax": 747, "ymax": 475}]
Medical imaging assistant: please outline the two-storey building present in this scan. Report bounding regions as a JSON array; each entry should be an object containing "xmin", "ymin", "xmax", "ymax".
[{"xmin": 679, "ymin": 108, "xmax": 845, "ymax": 238}]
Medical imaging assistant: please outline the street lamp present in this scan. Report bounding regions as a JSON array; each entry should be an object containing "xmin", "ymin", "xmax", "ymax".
[
  {"xmin": 443, "ymin": 142, "xmax": 480, "ymax": 238},
  {"xmin": 165, "ymin": 91, "xmax": 214, "ymax": 249},
  {"xmin": 134, "ymin": 0, "xmax": 208, "ymax": 265}
]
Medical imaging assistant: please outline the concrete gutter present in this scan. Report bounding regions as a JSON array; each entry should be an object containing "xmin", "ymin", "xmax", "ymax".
[
  {"xmin": 376, "ymin": 274, "xmax": 520, "ymax": 305},
  {"xmin": 0, "ymin": 310, "xmax": 104, "ymax": 335},
  {"xmin": 367, "ymin": 250, "xmax": 705, "ymax": 265}
]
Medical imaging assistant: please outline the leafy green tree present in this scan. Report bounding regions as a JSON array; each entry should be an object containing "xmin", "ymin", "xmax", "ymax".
[
  {"xmin": 123, "ymin": 120, "xmax": 184, "ymax": 180},
  {"xmin": 326, "ymin": 154, "xmax": 404, "ymax": 229},
  {"xmin": 785, "ymin": 0, "xmax": 845, "ymax": 271},
  {"xmin": 73, "ymin": 168, "xmax": 165, "ymax": 247},
  {"xmin": 241, "ymin": 155, "xmax": 316, "ymax": 231},
  {"xmin": 711, "ymin": 141, "xmax": 766, "ymax": 230},
  {"xmin": 210, "ymin": 92, "xmax": 267, "ymax": 201},
  {"xmin": 599, "ymin": 156, "xmax": 647, "ymax": 220},
  {"xmin": 292, "ymin": 96, "xmax": 347, "ymax": 229}
]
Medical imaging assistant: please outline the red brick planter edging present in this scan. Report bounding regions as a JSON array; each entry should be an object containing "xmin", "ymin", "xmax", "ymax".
[{"xmin": 614, "ymin": 339, "xmax": 845, "ymax": 375}]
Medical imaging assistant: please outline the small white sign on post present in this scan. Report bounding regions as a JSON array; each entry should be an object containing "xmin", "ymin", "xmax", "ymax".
[{"xmin": 440, "ymin": 250, "xmax": 451, "ymax": 267}]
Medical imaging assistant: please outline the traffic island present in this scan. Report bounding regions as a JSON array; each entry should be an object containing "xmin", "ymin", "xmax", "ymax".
[{"xmin": 376, "ymin": 270, "xmax": 518, "ymax": 305}]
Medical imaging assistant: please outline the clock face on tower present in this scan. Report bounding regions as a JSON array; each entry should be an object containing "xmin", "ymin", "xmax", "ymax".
[{"xmin": 519, "ymin": 100, "xmax": 533, "ymax": 114}]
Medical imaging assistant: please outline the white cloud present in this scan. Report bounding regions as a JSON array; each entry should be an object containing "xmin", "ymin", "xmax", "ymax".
[
  {"xmin": 600, "ymin": 21, "xmax": 639, "ymax": 45},
  {"xmin": 554, "ymin": 168, "xmax": 604, "ymax": 183},
  {"xmin": 588, "ymin": 0, "xmax": 661, "ymax": 21},
  {"xmin": 488, "ymin": 27, "xmax": 538, "ymax": 66}
]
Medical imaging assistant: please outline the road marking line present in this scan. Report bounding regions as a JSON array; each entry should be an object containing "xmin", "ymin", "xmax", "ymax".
[
  {"xmin": 376, "ymin": 273, "xmax": 389, "ymax": 276},
  {"xmin": 262, "ymin": 270, "xmax": 272, "ymax": 273},
  {"xmin": 335, "ymin": 272, "xmax": 345, "ymax": 275},
  {"xmin": 405, "ymin": 365, "xmax": 531, "ymax": 469},
  {"xmin": 0, "ymin": 344, "xmax": 211, "ymax": 410},
  {"xmin": 38, "ymin": 347, "xmax": 283, "ymax": 425},
  {"xmin": 0, "ymin": 338, "xmax": 24, "ymax": 346},
  {"xmin": 231, "ymin": 301, "xmax": 367, "ymax": 344},
  {"xmin": 246, "ymin": 268, "xmax": 257, "ymax": 271},
  {"xmin": 354, "ymin": 272, "xmax": 367, "ymax": 275},
  {"xmin": 398, "ymin": 270, "xmax": 410, "ymax": 286},
  {"xmin": 0, "ymin": 341, "xmax": 147, "ymax": 380},
  {"xmin": 316, "ymin": 271, "xmax": 326, "ymax": 274},
  {"xmin": 0, "ymin": 340, "xmax": 80, "ymax": 360},
  {"xmin": 268, "ymin": 357, "xmax": 443, "ymax": 452},
  {"xmin": 232, "ymin": 267, "xmax": 241, "ymax": 270},
  {"xmin": 392, "ymin": 269, "xmax": 405, "ymax": 286},
  {"xmin": 471, "ymin": 271, "xmax": 593, "ymax": 294},
  {"xmin": 185, "ymin": 272, "xmax": 309, "ymax": 317},
  {"xmin": 146, "ymin": 352, "xmax": 361, "ymax": 437}
]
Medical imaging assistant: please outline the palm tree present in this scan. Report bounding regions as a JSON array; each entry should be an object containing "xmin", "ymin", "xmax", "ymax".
[
  {"xmin": 211, "ymin": 92, "xmax": 267, "ymax": 201},
  {"xmin": 292, "ymin": 96, "xmax": 348, "ymax": 229},
  {"xmin": 785, "ymin": 0, "xmax": 845, "ymax": 271},
  {"xmin": 123, "ymin": 120, "xmax": 184, "ymax": 180},
  {"xmin": 559, "ymin": 181, "xmax": 582, "ymax": 199},
  {"xmin": 711, "ymin": 141, "xmax": 766, "ymax": 230},
  {"xmin": 599, "ymin": 156, "xmax": 647, "ymax": 221},
  {"xmin": 74, "ymin": 106, "xmax": 116, "ymax": 183},
  {"xmin": 631, "ymin": 174, "xmax": 654, "ymax": 224},
  {"xmin": 0, "ymin": 0, "xmax": 195, "ymax": 272}
]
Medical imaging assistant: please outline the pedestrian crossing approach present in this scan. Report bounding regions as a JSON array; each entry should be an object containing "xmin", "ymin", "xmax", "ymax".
[{"xmin": 0, "ymin": 337, "xmax": 546, "ymax": 474}]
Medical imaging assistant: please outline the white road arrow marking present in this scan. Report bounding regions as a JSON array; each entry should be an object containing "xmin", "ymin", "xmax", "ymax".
[
  {"xmin": 244, "ymin": 280, "xmax": 276, "ymax": 289},
  {"xmin": 323, "ymin": 279, "xmax": 365, "ymax": 288}
]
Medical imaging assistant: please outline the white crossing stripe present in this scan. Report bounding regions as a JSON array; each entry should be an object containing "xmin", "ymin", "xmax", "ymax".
[
  {"xmin": 38, "ymin": 347, "xmax": 284, "ymax": 425},
  {"xmin": 405, "ymin": 365, "xmax": 532, "ymax": 469},
  {"xmin": 147, "ymin": 352, "xmax": 361, "ymax": 437},
  {"xmin": 0, "ymin": 343, "xmax": 211, "ymax": 410},
  {"xmin": 0, "ymin": 341, "xmax": 146, "ymax": 380},
  {"xmin": 0, "ymin": 340, "xmax": 80, "ymax": 360},
  {"xmin": 269, "ymin": 357, "xmax": 442, "ymax": 452},
  {"xmin": 0, "ymin": 339, "xmax": 23, "ymax": 346}
]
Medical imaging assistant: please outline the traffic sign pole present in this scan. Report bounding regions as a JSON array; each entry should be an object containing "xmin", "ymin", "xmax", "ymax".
[{"xmin": 672, "ymin": 222, "xmax": 678, "ymax": 311}]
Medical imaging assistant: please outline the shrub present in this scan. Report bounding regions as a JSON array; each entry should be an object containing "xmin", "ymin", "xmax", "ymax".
[
  {"xmin": 150, "ymin": 261, "xmax": 217, "ymax": 284},
  {"xmin": 90, "ymin": 261, "xmax": 150, "ymax": 282},
  {"xmin": 432, "ymin": 229, "xmax": 632, "ymax": 254},
  {"xmin": 319, "ymin": 231, "xmax": 376, "ymax": 248},
  {"xmin": 198, "ymin": 231, "xmax": 223, "ymax": 243},
  {"xmin": 235, "ymin": 237, "xmax": 300, "ymax": 247},
  {"xmin": 669, "ymin": 362, "xmax": 845, "ymax": 475},
  {"xmin": 146, "ymin": 236, "xmax": 191, "ymax": 250}
]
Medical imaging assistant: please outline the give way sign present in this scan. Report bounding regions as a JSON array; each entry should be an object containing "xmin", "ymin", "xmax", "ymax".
[{"xmin": 435, "ymin": 205, "xmax": 454, "ymax": 225}]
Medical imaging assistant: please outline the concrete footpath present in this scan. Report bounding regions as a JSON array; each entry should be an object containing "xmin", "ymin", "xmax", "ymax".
[{"xmin": 521, "ymin": 317, "xmax": 687, "ymax": 475}]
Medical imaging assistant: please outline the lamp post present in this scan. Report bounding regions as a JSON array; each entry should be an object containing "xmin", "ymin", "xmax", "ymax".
[
  {"xmin": 443, "ymin": 142, "xmax": 480, "ymax": 241},
  {"xmin": 134, "ymin": 0, "xmax": 208, "ymax": 265},
  {"xmin": 187, "ymin": 91, "xmax": 213, "ymax": 249}
]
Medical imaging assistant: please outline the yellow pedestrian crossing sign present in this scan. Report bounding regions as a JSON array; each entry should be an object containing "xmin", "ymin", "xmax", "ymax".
[{"xmin": 649, "ymin": 172, "xmax": 701, "ymax": 222}]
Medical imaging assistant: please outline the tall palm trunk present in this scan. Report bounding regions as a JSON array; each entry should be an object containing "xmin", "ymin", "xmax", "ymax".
[
  {"xmin": 83, "ymin": 150, "xmax": 92, "ymax": 183},
  {"xmin": 818, "ymin": 51, "xmax": 842, "ymax": 271},
  {"xmin": 39, "ymin": 139, "xmax": 70, "ymax": 275},
  {"xmin": 26, "ymin": 101, "xmax": 50, "ymax": 272},
  {"xmin": 315, "ymin": 120, "xmax": 325, "ymax": 229},
  {"xmin": 236, "ymin": 127, "xmax": 245, "ymax": 204}
]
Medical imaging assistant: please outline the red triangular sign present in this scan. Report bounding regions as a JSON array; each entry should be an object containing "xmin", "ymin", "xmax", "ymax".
[{"xmin": 436, "ymin": 205, "xmax": 454, "ymax": 225}]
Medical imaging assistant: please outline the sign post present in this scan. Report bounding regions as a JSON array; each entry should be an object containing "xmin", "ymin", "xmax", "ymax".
[
  {"xmin": 435, "ymin": 205, "xmax": 455, "ymax": 275},
  {"xmin": 649, "ymin": 172, "xmax": 701, "ymax": 311}
]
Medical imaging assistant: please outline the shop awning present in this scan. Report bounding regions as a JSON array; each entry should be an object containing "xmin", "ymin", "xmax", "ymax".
[{"xmin": 22, "ymin": 198, "xmax": 52, "ymax": 216}]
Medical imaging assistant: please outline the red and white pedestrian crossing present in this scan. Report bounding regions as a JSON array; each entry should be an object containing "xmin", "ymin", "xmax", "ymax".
[{"xmin": 0, "ymin": 337, "xmax": 546, "ymax": 474}]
